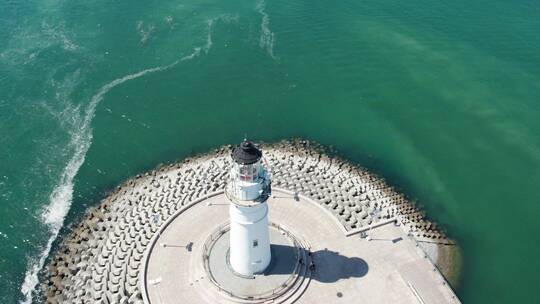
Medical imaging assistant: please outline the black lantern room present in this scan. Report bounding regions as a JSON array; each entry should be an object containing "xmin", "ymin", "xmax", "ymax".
[{"xmin": 232, "ymin": 141, "xmax": 262, "ymax": 165}]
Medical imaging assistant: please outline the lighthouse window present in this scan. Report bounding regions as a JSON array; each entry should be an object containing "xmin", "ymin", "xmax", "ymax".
[
  {"xmin": 239, "ymin": 164, "xmax": 257, "ymax": 181},
  {"xmin": 252, "ymin": 240, "xmax": 258, "ymax": 247},
  {"xmin": 240, "ymin": 165, "xmax": 249, "ymax": 175}
]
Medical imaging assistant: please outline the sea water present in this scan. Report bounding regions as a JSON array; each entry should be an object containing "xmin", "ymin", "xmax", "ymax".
[{"xmin": 1, "ymin": 0, "xmax": 539, "ymax": 302}]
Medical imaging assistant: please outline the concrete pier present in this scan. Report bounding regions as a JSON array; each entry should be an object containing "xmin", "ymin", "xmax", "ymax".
[{"xmin": 40, "ymin": 140, "xmax": 460, "ymax": 303}]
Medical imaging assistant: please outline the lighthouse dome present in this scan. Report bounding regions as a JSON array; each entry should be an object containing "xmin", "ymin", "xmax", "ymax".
[{"xmin": 232, "ymin": 140, "xmax": 262, "ymax": 165}]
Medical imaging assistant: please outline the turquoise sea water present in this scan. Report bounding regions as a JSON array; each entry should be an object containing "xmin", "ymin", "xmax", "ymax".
[{"xmin": 1, "ymin": 0, "xmax": 539, "ymax": 302}]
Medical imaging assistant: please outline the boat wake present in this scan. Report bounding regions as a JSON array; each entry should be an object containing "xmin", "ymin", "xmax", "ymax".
[
  {"xmin": 256, "ymin": 0, "xmax": 276, "ymax": 59},
  {"xmin": 19, "ymin": 23, "xmax": 216, "ymax": 304}
]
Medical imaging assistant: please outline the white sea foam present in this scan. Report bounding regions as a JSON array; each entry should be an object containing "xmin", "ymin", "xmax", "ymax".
[
  {"xmin": 205, "ymin": 15, "xmax": 239, "ymax": 54},
  {"xmin": 19, "ymin": 31, "xmax": 213, "ymax": 304},
  {"xmin": 0, "ymin": 21, "xmax": 80, "ymax": 68},
  {"xmin": 256, "ymin": 0, "xmax": 276, "ymax": 59},
  {"xmin": 137, "ymin": 21, "xmax": 156, "ymax": 46},
  {"xmin": 42, "ymin": 22, "xmax": 80, "ymax": 52},
  {"xmin": 206, "ymin": 19, "xmax": 215, "ymax": 53}
]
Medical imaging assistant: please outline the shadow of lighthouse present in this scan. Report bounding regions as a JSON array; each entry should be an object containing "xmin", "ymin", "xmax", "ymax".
[
  {"xmin": 312, "ymin": 249, "xmax": 369, "ymax": 283},
  {"xmin": 264, "ymin": 245, "xmax": 369, "ymax": 283}
]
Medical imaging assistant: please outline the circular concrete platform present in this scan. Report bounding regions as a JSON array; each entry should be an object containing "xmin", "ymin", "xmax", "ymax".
[
  {"xmin": 141, "ymin": 189, "xmax": 457, "ymax": 304},
  {"xmin": 43, "ymin": 142, "xmax": 459, "ymax": 304},
  {"xmin": 203, "ymin": 223, "xmax": 308, "ymax": 302}
]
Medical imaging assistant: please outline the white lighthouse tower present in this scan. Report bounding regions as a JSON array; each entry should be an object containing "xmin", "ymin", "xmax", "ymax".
[{"xmin": 226, "ymin": 140, "xmax": 272, "ymax": 276}]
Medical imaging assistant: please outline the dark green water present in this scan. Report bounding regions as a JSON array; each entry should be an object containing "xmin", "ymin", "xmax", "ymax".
[{"xmin": 1, "ymin": 0, "xmax": 539, "ymax": 302}]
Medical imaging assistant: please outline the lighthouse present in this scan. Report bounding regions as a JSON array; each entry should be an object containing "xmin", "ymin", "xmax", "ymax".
[{"xmin": 226, "ymin": 140, "xmax": 272, "ymax": 276}]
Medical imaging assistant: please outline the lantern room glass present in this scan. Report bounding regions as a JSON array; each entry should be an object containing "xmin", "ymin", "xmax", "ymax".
[{"xmin": 235, "ymin": 162, "xmax": 260, "ymax": 182}]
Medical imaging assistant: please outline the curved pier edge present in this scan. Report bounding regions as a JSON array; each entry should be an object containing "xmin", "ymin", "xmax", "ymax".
[{"xmin": 39, "ymin": 139, "xmax": 461, "ymax": 303}]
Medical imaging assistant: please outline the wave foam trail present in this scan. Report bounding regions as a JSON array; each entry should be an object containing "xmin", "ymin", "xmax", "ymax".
[
  {"xmin": 205, "ymin": 15, "xmax": 239, "ymax": 54},
  {"xmin": 206, "ymin": 19, "xmax": 215, "ymax": 54},
  {"xmin": 19, "ymin": 29, "xmax": 213, "ymax": 304},
  {"xmin": 256, "ymin": 0, "xmax": 276, "ymax": 59}
]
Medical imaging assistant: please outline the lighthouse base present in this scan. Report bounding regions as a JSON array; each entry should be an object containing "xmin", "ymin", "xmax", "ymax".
[{"xmin": 202, "ymin": 223, "xmax": 311, "ymax": 302}]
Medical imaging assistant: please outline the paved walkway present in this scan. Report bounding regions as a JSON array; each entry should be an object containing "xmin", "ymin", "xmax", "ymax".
[{"xmin": 143, "ymin": 189, "xmax": 458, "ymax": 304}]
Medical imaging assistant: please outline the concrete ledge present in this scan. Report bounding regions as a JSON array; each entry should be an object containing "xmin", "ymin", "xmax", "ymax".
[{"xmin": 141, "ymin": 190, "xmax": 225, "ymax": 304}]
